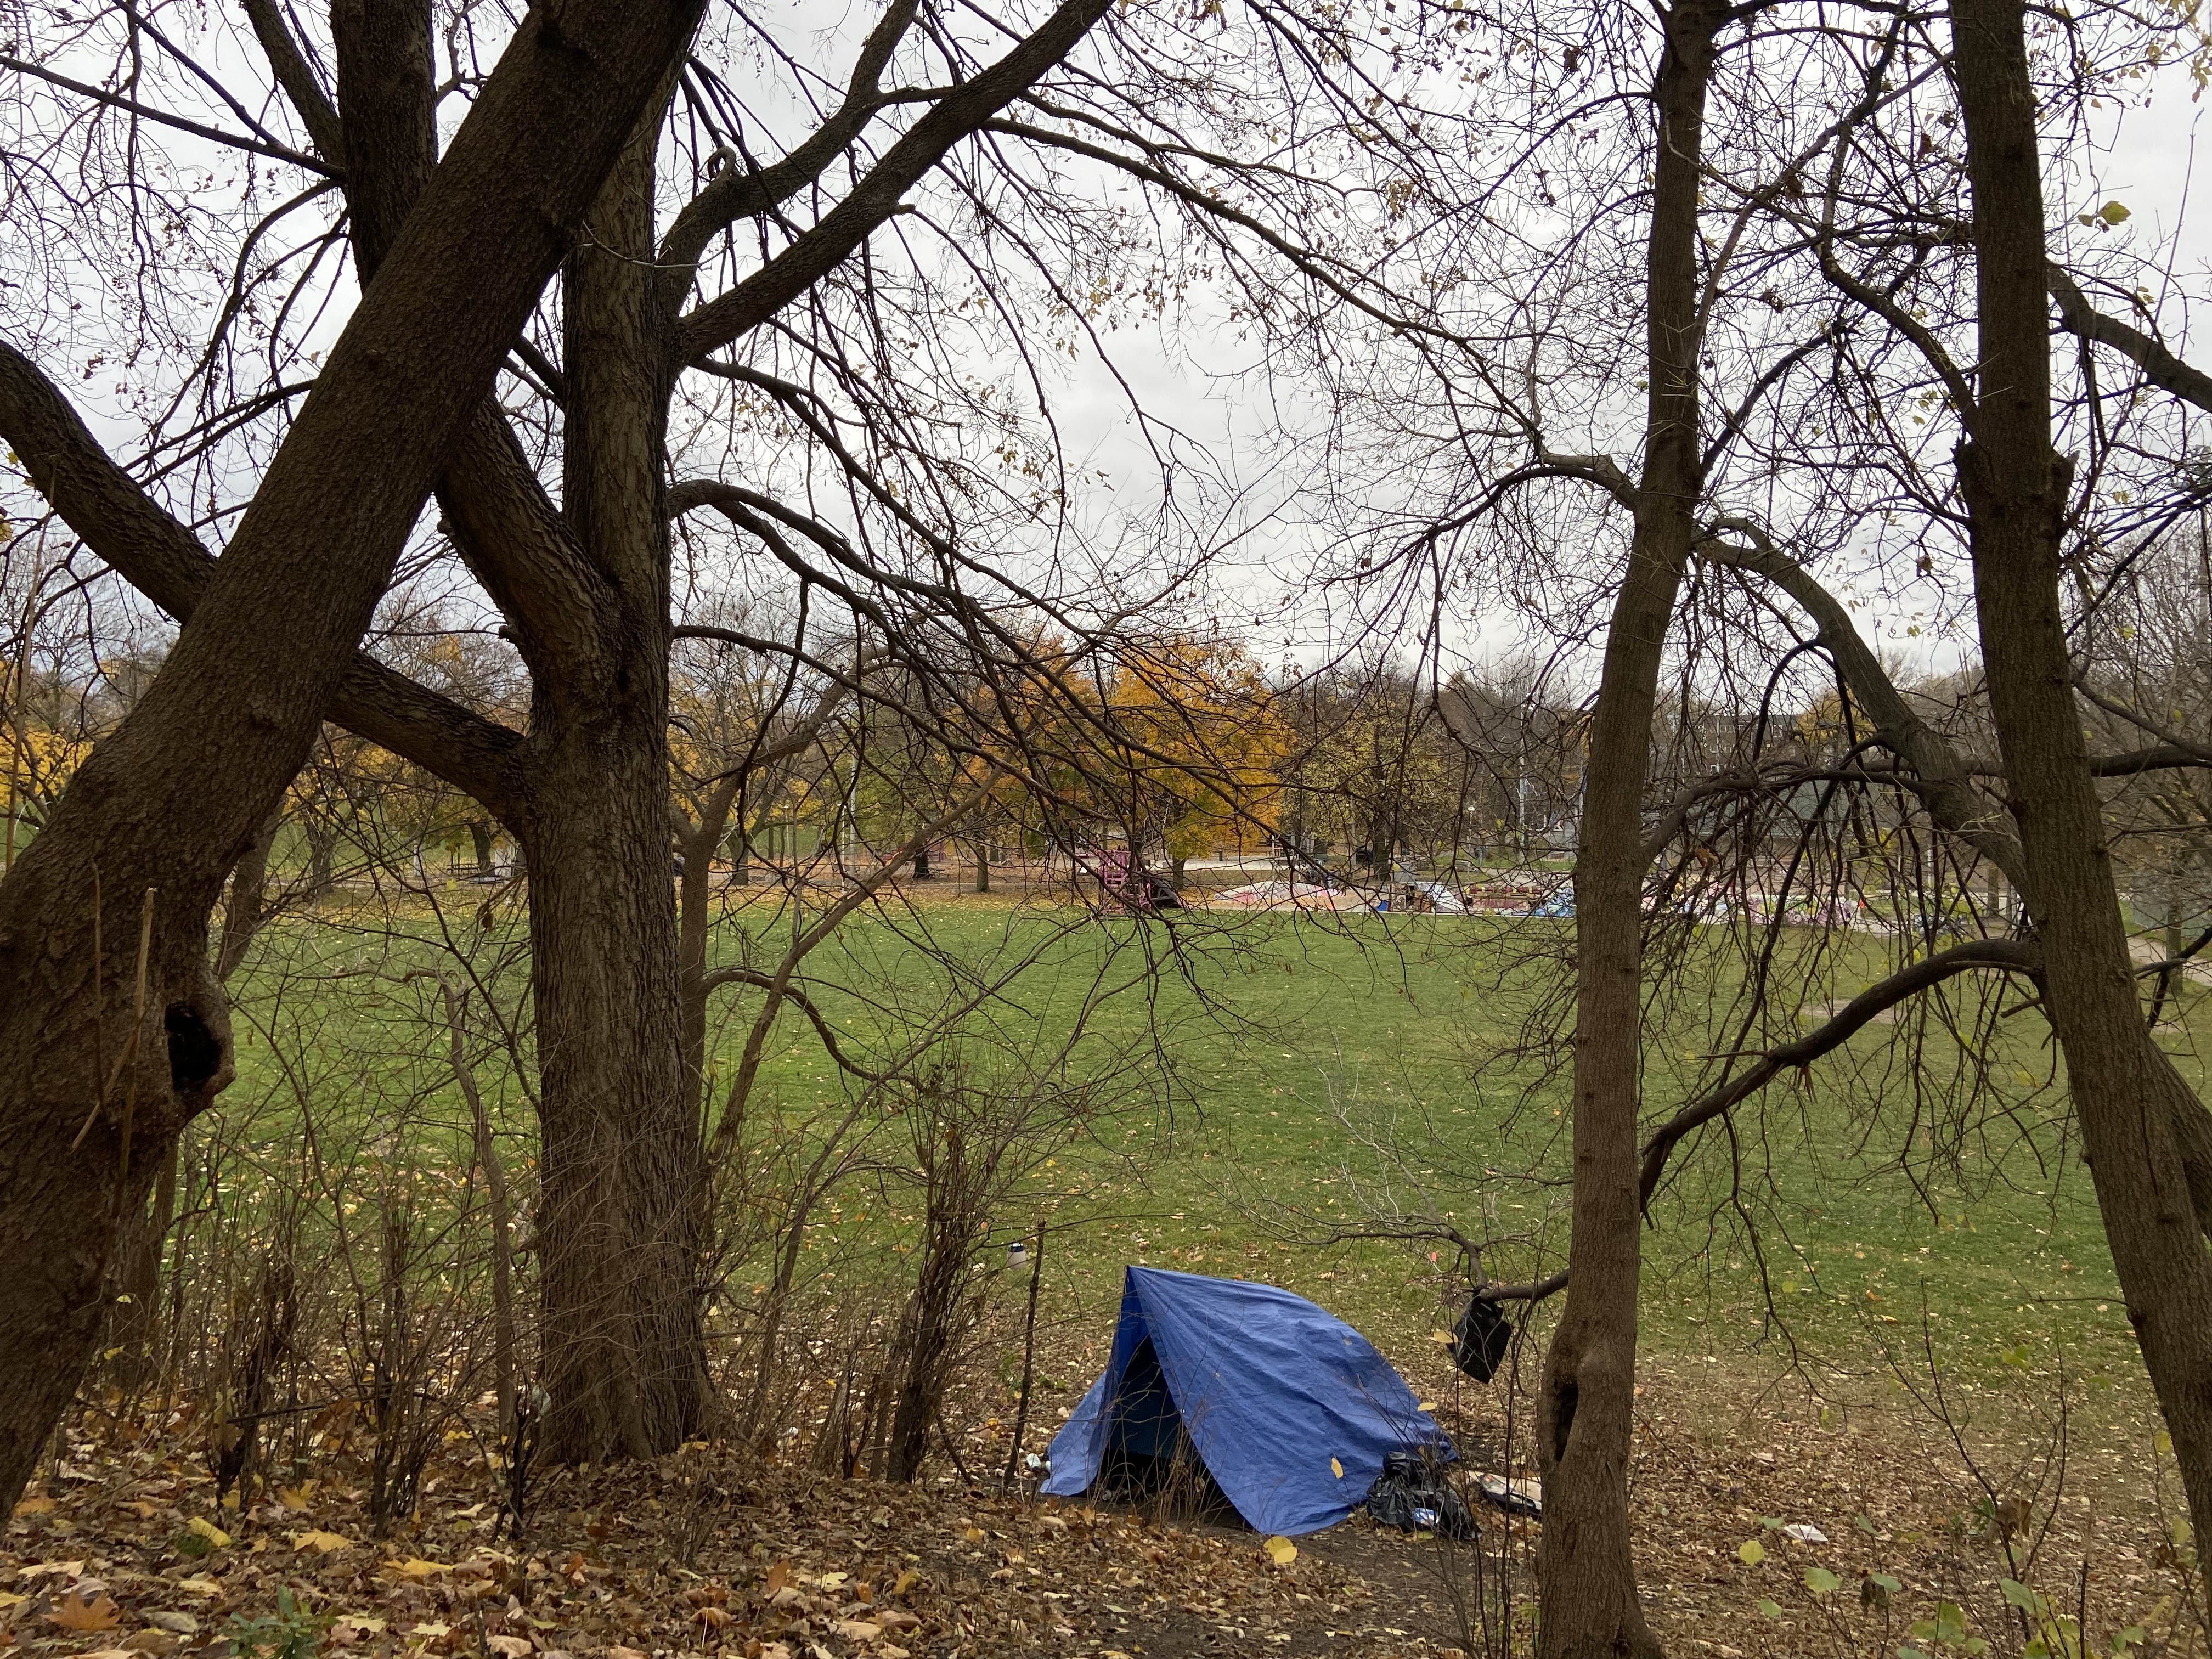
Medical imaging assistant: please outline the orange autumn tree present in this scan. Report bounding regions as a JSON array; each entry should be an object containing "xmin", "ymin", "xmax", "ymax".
[{"xmin": 1099, "ymin": 639, "xmax": 1291, "ymax": 883}]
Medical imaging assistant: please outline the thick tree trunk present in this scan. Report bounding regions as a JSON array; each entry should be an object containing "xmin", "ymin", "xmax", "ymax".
[
  {"xmin": 1953, "ymin": 0, "xmax": 2212, "ymax": 1602},
  {"xmin": 973, "ymin": 843, "xmax": 991, "ymax": 893},
  {"xmin": 524, "ymin": 718, "xmax": 707, "ymax": 1459},
  {"xmin": 1535, "ymin": 7, "xmax": 1718, "ymax": 1656},
  {"xmin": 524, "ymin": 98, "xmax": 709, "ymax": 1463},
  {"xmin": 0, "ymin": 0, "xmax": 707, "ymax": 1506}
]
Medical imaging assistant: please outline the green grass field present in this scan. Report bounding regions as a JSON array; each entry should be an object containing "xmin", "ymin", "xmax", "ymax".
[{"xmin": 211, "ymin": 884, "xmax": 2209, "ymax": 1431}]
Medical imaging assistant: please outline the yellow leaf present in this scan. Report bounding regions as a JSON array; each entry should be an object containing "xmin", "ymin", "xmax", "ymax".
[
  {"xmin": 1417, "ymin": 1401, "xmax": 1436, "ymax": 1412},
  {"xmin": 186, "ymin": 1517, "xmax": 231, "ymax": 1549},
  {"xmin": 2157, "ymin": 1430, "xmax": 2175, "ymax": 1455},
  {"xmin": 1427, "ymin": 1329, "xmax": 1454, "ymax": 1345},
  {"xmin": 890, "ymin": 1568, "xmax": 921, "ymax": 1596},
  {"xmin": 1330, "ymin": 1458, "xmax": 1344, "ymax": 1479},
  {"xmin": 276, "ymin": 1483, "xmax": 315, "ymax": 1509},
  {"xmin": 407, "ymin": 1622, "xmax": 452, "ymax": 1641},
  {"xmin": 291, "ymin": 1531, "xmax": 353, "ymax": 1555},
  {"xmin": 13, "ymin": 1495, "xmax": 56, "ymax": 1516},
  {"xmin": 1737, "ymin": 1539, "xmax": 1765, "ymax": 1566},
  {"xmin": 333, "ymin": 1617, "xmax": 386, "ymax": 1637},
  {"xmin": 173, "ymin": 1580, "xmax": 222, "ymax": 1598},
  {"xmin": 0, "ymin": 1592, "xmax": 26, "ymax": 1609},
  {"xmin": 1263, "ymin": 1536, "xmax": 1297, "ymax": 1567},
  {"xmin": 388, "ymin": 1559, "xmax": 450, "ymax": 1578},
  {"xmin": 20, "ymin": 1561, "xmax": 85, "ymax": 1579}
]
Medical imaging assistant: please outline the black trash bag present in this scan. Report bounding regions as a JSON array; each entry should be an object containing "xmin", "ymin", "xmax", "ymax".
[
  {"xmin": 1364, "ymin": 1448, "xmax": 1477, "ymax": 1539},
  {"xmin": 1453, "ymin": 1294, "xmax": 1512, "ymax": 1383}
]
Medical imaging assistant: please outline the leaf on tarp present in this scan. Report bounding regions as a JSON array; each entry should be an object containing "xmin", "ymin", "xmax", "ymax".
[
  {"xmin": 1329, "ymin": 1458, "xmax": 1343, "ymax": 1479},
  {"xmin": 1263, "ymin": 1536, "xmax": 1297, "ymax": 1567}
]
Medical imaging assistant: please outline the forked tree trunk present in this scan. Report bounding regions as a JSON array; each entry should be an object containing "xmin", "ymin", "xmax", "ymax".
[
  {"xmin": 1952, "ymin": 0, "xmax": 2212, "ymax": 1601},
  {"xmin": 1535, "ymin": 6, "xmax": 1719, "ymax": 1656},
  {"xmin": 0, "ymin": 0, "xmax": 706, "ymax": 1504}
]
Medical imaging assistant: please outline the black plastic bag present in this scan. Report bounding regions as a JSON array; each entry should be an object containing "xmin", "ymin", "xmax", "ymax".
[
  {"xmin": 1453, "ymin": 1294, "xmax": 1512, "ymax": 1383},
  {"xmin": 1365, "ymin": 1448, "xmax": 1477, "ymax": 1539}
]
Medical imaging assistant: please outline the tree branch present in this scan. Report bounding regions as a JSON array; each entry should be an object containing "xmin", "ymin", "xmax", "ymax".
[
  {"xmin": 2049, "ymin": 263, "xmax": 2212, "ymax": 416},
  {"xmin": 0, "ymin": 337, "xmax": 527, "ymax": 819},
  {"xmin": 676, "ymin": 0, "xmax": 1111, "ymax": 364}
]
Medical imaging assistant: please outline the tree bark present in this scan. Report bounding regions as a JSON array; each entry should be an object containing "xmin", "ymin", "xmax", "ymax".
[
  {"xmin": 1535, "ymin": 7, "xmax": 1719, "ymax": 1656},
  {"xmin": 1952, "ymin": 0, "xmax": 2212, "ymax": 1601},
  {"xmin": 0, "ymin": 0, "xmax": 708, "ymax": 1507},
  {"xmin": 522, "ymin": 98, "xmax": 709, "ymax": 1462}
]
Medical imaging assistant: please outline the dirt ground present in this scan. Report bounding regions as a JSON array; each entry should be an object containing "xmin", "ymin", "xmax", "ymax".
[{"xmin": 3, "ymin": 1359, "xmax": 2197, "ymax": 1659}]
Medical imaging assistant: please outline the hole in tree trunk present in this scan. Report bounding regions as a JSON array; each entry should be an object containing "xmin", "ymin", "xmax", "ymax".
[
  {"xmin": 166, "ymin": 1003, "xmax": 224, "ymax": 1093},
  {"xmin": 1551, "ymin": 1375, "xmax": 1578, "ymax": 1465}
]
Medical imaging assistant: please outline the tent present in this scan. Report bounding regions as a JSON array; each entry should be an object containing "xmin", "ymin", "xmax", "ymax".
[{"xmin": 1040, "ymin": 1266, "xmax": 1452, "ymax": 1536}]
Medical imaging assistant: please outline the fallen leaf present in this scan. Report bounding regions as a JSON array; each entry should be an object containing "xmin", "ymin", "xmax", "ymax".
[
  {"xmin": 889, "ymin": 1569, "xmax": 920, "ymax": 1597},
  {"xmin": 0, "ymin": 1593, "xmax": 25, "ymax": 1610},
  {"xmin": 332, "ymin": 1616, "xmax": 387, "ymax": 1637},
  {"xmin": 816, "ymin": 1572, "xmax": 849, "ymax": 1590},
  {"xmin": 387, "ymin": 1559, "xmax": 450, "ymax": 1578},
  {"xmin": 48, "ymin": 1590, "xmax": 122, "ymax": 1632},
  {"xmin": 291, "ymin": 1530, "xmax": 353, "ymax": 1554},
  {"xmin": 485, "ymin": 1638, "xmax": 532, "ymax": 1659},
  {"xmin": 185, "ymin": 1517, "xmax": 231, "ymax": 1549},
  {"xmin": 830, "ymin": 1622, "xmax": 881, "ymax": 1641},
  {"xmin": 145, "ymin": 1612, "xmax": 200, "ymax": 1635},
  {"xmin": 1263, "ymin": 1536, "xmax": 1297, "ymax": 1567},
  {"xmin": 1329, "ymin": 1457, "xmax": 1343, "ymax": 1479},
  {"xmin": 406, "ymin": 1622, "xmax": 451, "ymax": 1643},
  {"xmin": 275, "ymin": 1483, "xmax": 315, "ymax": 1510},
  {"xmin": 20, "ymin": 1560, "xmax": 86, "ymax": 1578},
  {"xmin": 878, "ymin": 1611, "xmax": 921, "ymax": 1632},
  {"xmin": 12, "ymin": 1496, "xmax": 56, "ymax": 1516},
  {"xmin": 604, "ymin": 1646, "xmax": 647, "ymax": 1659},
  {"xmin": 172, "ymin": 1579, "xmax": 223, "ymax": 1598},
  {"xmin": 763, "ymin": 1559, "xmax": 791, "ymax": 1597},
  {"xmin": 122, "ymin": 1630, "xmax": 178, "ymax": 1654}
]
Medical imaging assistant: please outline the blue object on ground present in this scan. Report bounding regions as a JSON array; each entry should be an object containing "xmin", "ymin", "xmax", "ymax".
[{"xmin": 1039, "ymin": 1265, "xmax": 1452, "ymax": 1535}]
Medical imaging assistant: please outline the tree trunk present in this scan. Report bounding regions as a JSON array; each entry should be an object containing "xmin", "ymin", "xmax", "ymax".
[
  {"xmin": 523, "ymin": 97, "xmax": 709, "ymax": 1463},
  {"xmin": 467, "ymin": 817, "xmax": 496, "ymax": 875},
  {"xmin": 1953, "ymin": 0, "xmax": 2212, "ymax": 1602},
  {"xmin": 973, "ymin": 842, "xmax": 991, "ymax": 893},
  {"xmin": 1535, "ymin": 7, "xmax": 1718, "ymax": 1656},
  {"xmin": 0, "ymin": 0, "xmax": 706, "ymax": 1506},
  {"xmin": 216, "ymin": 810, "xmax": 281, "ymax": 982}
]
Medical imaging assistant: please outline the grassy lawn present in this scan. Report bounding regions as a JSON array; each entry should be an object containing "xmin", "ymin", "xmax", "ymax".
[
  {"xmin": 690, "ymin": 892, "xmax": 2185, "ymax": 1395},
  {"xmin": 208, "ymin": 882, "xmax": 2208, "ymax": 1439}
]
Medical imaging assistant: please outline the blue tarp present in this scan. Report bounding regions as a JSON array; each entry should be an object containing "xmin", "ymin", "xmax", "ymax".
[{"xmin": 1040, "ymin": 1266, "xmax": 1451, "ymax": 1536}]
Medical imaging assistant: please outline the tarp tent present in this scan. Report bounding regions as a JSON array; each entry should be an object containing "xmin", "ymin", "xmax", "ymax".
[{"xmin": 1040, "ymin": 1266, "xmax": 1451, "ymax": 1536}]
